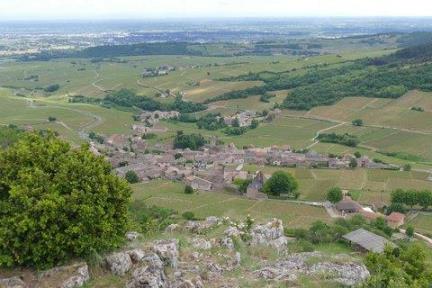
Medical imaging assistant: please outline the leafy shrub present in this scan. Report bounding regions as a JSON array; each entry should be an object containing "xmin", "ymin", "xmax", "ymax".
[
  {"xmin": 182, "ymin": 211, "xmax": 196, "ymax": 220},
  {"xmin": 0, "ymin": 132, "xmax": 131, "ymax": 268},
  {"xmin": 44, "ymin": 84, "xmax": 60, "ymax": 93},
  {"xmin": 125, "ymin": 170, "xmax": 140, "ymax": 183},
  {"xmin": 263, "ymin": 171, "xmax": 299, "ymax": 197},
  {"xmin": 184, "ymin": 185, "xmax": 194, "ymax": 194}
]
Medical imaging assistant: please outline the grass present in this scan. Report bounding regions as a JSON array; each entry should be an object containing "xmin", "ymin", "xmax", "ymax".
[
  {"xmin": 131, "ymin": 179, "xmax": 330, "ymax": 228},
  {"xmin": 405, "ymin": 212, "xmax": 432, "ymax": 236},
  {"xmin": 243, "ymin": 165, "xmax": 431, "ymax": 206}
]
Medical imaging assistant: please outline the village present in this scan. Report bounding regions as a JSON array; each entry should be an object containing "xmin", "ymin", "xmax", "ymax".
[{"xmin": 88, "ymin": 109, "xmax": 400, "ymax": 199}]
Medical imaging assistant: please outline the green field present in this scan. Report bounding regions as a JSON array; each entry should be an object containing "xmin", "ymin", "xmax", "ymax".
[
  {"xmin": 243, "ymin": 165, "xmax": 432, "ymax": 206},
  {"xmin": 131, "ymin": 179, "xmax": 330, "ymax": 227},
  {"xmin": 405, "ymin": 212, "xmax": 432, "ymax": 237}
]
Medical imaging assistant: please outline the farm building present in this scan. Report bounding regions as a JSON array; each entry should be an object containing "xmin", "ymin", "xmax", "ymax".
[
  {"xmin": 336, "ymin": 197, "xmax": 363, "ymax": 215},
  {"xmin": 187, "ymin": 176, "xmax": 213, "ymax": 191},
  {"xmin": 385, "ymin": 212, "xmax": 406, "ymax": 228},
  {"xmin": 343, "ymin": 228, "xmax": 394, "ymax": 253},
  {"xmin": 246, "ymin": 171, "xmax": 267, "ymax": 200}
]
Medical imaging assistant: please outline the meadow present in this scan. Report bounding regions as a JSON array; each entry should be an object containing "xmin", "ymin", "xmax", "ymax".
[
  {"xmin": 131, "ymin": 179, "xmax": 331, "ymax": 227},
  {"xmin": 243, "ymin": 165, "xmax": 432, "ymax": 207}
]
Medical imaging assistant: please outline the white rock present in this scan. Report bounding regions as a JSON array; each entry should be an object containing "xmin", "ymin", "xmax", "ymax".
[
  {"xmin": 165, "ymin": 224, "xmax": 179, "ymax": 233},
  {"xmin": 127, "ymin": 249, "xmax": 146, "ymax": 263},
  {"xmin": 191, "ymin": 237, "xmax": 212, "ymax": 250},
  {"xmin": 62, "ymin": 264, "xmax": 90, "ymax": 288},
  {"xmin": 205, "ymin": 216, "xmax": 220, "ymax": 226},
  {"xmin": 126, "ymin": 231, "xmax": 140, "ymax": 241},
  {"xmin": 221, "ymin": 237, "xmax": 235, "ymax": 250},
  {"xmin": 126, "ymin": 265, "xmax": 168, "ymax": 288},
  {"xmin": 105, "ymin": 252, "xmax": 133, "ymax": 276},
  {"xmin": 0, "ymin": 277, "xmax": 26, "ymax": 288},
  {"xmin": 224, "ymin": 226, "xmax": 241, "ymax": 237},
  {"xmin": 153, "ymin": 239, "xmax": 179, "ymax": 269}
]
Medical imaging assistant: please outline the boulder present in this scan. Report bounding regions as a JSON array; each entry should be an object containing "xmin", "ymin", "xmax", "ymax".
[
  {"xmin": 153, "ymin": 239, "xmax": 179, "ymax": 269},
  {"xmin": 205, "ymin": 216, "xmax": 220, "ymax": 226},
  {"xmin": 126, "ymin": 265, "xmax": 168, "ymax": 288},
  {"xmin": 105, "ymin": 252, "xmax": 133, "ymax": 276},
  {"xmin": 190, "ymin": 237, "xmax": 212, "ymax": 250},
  {"xmin": 62, "ymin": 264, "xmax": 90, "ymax": 288},
  {"xmin": 224, "ymin": 226, "xmax": 241, "ymax": 238},
  {"xmin": 165, "ymin": 224, "xmax": 179, "ymax": 233},
  {"xmin": 174, "ymin": 277, "xmax": 204, "ymax": 288},
  {"xmin": 127, "ymin": 249, "xmax": 146, "ymax": 263},
  {"xmin": 126, "ymin": 231, "xmax": 140, "ymax": 241},
  {"xmin": 220, "ymin": 237, "xmax": 235, "ymax": 250},
  {"xmin": 143, "ymin": 253, "xmax": 164, "ymax": 271},
  {"xmin": 251, "ymin": 219, "xmax": 284, "ymax": 246},
  {"xmin": 0, "ymin": 277, "xmax": 26, "ymax": 288},
  {"xmin": 254, "ymin": 252, "xmax": 370, "ymax": 286},
  {"xmin": 207, "ymin": 262, "xmax": 223, "ymax": 274}
]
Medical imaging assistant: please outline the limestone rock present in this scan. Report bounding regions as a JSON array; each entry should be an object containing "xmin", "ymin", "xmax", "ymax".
[
  {"xmin": 105, "ymin": 252, "xmax": 133, "ymax": 276},
  {"xmin": 165, "ymin": 224, "xmax": 179, "ymax": 233},
  {"xmin": 143, "ymin": 253, "xmax": 164, "ymax": 271},
  {"xmin": 224, "ymin": 226, "xmax": 241, "ymax": 238},
  {"xmin": 126, "ymin": 231, "xmax": 140, "ymax": 241},
  {"xmin": 127, "ymin": 249, "xmax": 146, "ymax": 263},
  {"xmin": 254, "ymin": 252, "xmax": 369, "ymax": 286},
  {"xmin": 221, "ymin": 237, "xmax": 235, "ymax": 250},
  {"xmin": 0, "ymin": 277, "xmax": 26, "ymax": 288},
  {"xmin": 126, "ymin": 265, "xmax": 168, "ymax": 288},
  {"xmin": 153, "ymin": 239, "xmax": 179, "ymax": 269},
  {"xmin": 62, "ymin": 264, "xmax": 90, "ymax": 288},
  {"xmin": 190, "ymin": 237, "xmax": 212, "ymax": 250}
]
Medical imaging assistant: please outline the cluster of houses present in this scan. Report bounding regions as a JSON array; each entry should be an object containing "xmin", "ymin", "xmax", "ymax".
[
  {"xmin": 334, "ymin": 196, "xmax": 406, "ymax": 229},
  {"xmin": 92, "ymin": 131, "xmax": 401, "ymax": 201},
  {"xmin": 142, "ymin": 64, "xmax": 175, "ymax": 77},
  {"xmin": 137, "ymin": 110, "xmax": 180, "ymax": 127},
  {"xmin": 223, "ymin": 111, "xmax": 256, "ymax": 127}
]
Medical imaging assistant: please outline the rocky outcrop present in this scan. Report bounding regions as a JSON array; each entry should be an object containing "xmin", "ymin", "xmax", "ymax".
[
  {"xmin": 127, "ymin": 249, "xmax": 146, "ymax": 263},
  {"xmin": 224, "ymin": 226, "xmax": 241, "ymax": 238},
  {"xmin": 251, "ymin": 219, "xmax": 289, "ymax": 251},
  {"xmin": 220, "ymin": 237, "xmax": 235, "ymax": 250},
  {"xmin": 0, "ymin": 277, "xmax": 26, "ymax": 288},
  {"xmin": 105, "ymin": 252, "xmax": 133, "ymax": 276},
  {"xmin": 254, "ymin": 252, "xmax": 369, "ymax": 286},
  {"xmin": 165, "ymin": 224, "xmax": 180, "ymax": 233},
  {"xmin": 126, "ymin": 231, "xmax": 141, "ymax": 241},
  {"xmin": 190, "ymin": 237, "xmax": 212, "ymax": 250},
  {"xmin": 153, "ymin": 239, "xmax": 179, "ymax": 269},
  {"xmin": 173, "ymin": 276, "xmax": 204, "ymax": 288},
  {"xmin": 62, "ymin": 264, "xmax": 90, "ymax": 288},
  {"xmin": 126, "ymin": 265, "xmax": 168, "ymax": 288}
]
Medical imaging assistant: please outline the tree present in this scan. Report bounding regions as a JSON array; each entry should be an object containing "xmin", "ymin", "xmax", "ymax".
[
  {"xmin": 354, "ymin": 151, "xmax": 362, "ymax": 158},
  {"xmin": 327, "ymin": 187, "xmax": 343, "ymax": 204},
  {"xmin": 232, "ymin": 118, "xmax": 240, "ymax": 127},
  {"xmin": 125, "ymin": 170, "xmax": 139, "ymax": 183},
  {"xmin": 352, "ymin": 119, "xmax": 364, "ymax": 126},
  {"xmin": 250, "ymin": 119, "xmax": 259, "ymax": 129},
  {"xmin": 263, "ymin": 171, "xmax": 299, "ymax": 198},
  {"xmin": 173, "ymin": 131, "xmax": 206, "ymax": 150},
  {"xmin": 184, "ymin": 185, "xmax": 194, "ymax": 194},
  {"xmin": 403, "ymin": 164, "xmax": 412, "ymax": 171},
  {"xmin": 406, "ymin": 225, "xmax": 415, "ymax": 238},
  {"xmin": 417, "ymin": 190, "xmax": 432, "ymax": 210},
  {"xmin": 0, "ymin": 132, "xmax": 131, "ymax": 268},
  {"xmin": 48, "ymin": 116, "xmax": 57, "ymax": 122},
  {"xmin": 349, "ymin": 158, "xmax": 358, "ymax": 168}
]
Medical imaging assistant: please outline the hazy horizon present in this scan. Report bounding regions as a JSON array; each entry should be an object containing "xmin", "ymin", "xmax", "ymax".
[{"xmin": 1, "ymin": 0, "xmax": 432, "ymax": 21}]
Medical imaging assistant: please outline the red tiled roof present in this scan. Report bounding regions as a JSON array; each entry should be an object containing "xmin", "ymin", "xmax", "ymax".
[{"xmin": 386, "ymin": 212, "xmax": 405, "ymax": 223}]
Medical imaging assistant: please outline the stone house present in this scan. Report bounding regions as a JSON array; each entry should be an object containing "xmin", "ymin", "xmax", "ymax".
[
  {"xmin": 336, "ymin": 197, "xmax": 363, "ymax": 215},
  {"xmin": 385, "ymin": 212, "xmax": 406, "ymax": 228},
  {"xmin": 246, "ymin": 171, "xmax": 268, "ymax": 200},
  {"xmin": 187, "ymin": 176, "xmax": 213, "ymax": 191}
]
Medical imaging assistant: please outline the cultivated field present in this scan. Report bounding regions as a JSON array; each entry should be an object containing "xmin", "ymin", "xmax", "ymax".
[
  {"xmin": 244, "ymin": 165, "xmax": 432, "ymax": 206},
  {"xmin": 131, "ymin": 179, "xmax": 331, "ymax": 227}
]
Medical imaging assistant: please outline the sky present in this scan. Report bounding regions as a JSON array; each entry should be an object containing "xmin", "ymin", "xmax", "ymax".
[{"xmin": 1, "ymin": 0, "xmax": 432, "ymax": 20}]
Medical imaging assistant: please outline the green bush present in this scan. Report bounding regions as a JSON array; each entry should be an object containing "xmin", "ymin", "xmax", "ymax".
[
  {"xmin": 326, "ymin": 187, "xmax": 343, "ymax": 204},
  {"xmin": 184, "ymin": 185, "xmax": 194, "ymax": 194},
  {"xmin": 125, "ymin": 170, "xmax": 140, "ymax": 184},
  {"xmin": 263, "ymin": 171, "xmax": 299, "ymax": 197},
  {"xmin": 0, "ymin": 132, "xmax": 131, "ymax": 268},
  {"xmin": 182, "ymin": 211, "xmax": 196, "ymax": 220}
]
